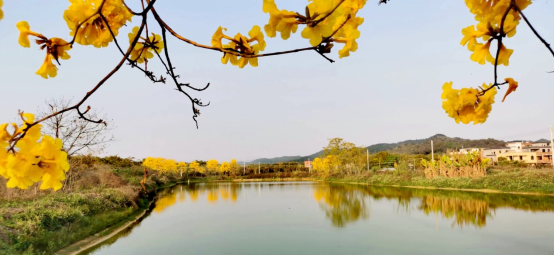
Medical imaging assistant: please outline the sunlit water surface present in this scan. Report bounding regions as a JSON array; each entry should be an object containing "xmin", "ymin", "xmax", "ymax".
[{"xmin": 86, "ymin": 182, "xmax": 554, "ymax": 255}]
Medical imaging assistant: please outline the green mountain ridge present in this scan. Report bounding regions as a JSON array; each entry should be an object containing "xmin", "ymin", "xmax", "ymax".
[{"xmin": 249, "ymin": 134, "xmax": 508, "ymax": 164}]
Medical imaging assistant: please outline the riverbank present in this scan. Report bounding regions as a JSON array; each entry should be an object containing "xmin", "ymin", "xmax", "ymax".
[
  {"xmin": 326, "ymin": 166, "xmax": 554, "ymax": 195},
  {"xmin": 0, "ymin": 160, "xmax": 197, "ymax": 255}
]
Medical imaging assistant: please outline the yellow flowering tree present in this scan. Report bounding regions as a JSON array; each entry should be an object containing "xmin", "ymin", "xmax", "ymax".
[
  {"xmin": 206, "ymin": 159, "xmax": 219, "ymax": 176},
  {"xmin": 189, "ymin": 161, "xmax": 201, "ymax": 175},
  {"xmin": 2, "ymin": 0, "xmax": 553, "ymax": 190},
  {"xmin": 229, "ymin": 159, "xmax": 240, "ymax": 176},
  {"xmin": 177, "ymin": 162, "xmax": 188, "ymax": 177},
  {"xmin": 219, "ymin": 162, "xmax": 231, "ymax": 176}
]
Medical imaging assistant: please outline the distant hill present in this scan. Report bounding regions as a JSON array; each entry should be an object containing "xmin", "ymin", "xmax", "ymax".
[
  {"xmin": 249, "ymin": 134, "xmax": 508, "ymax": 164},
  {"xmin": 249, "ymin": 155, "xmax": 304, "ymax": 164},
  {"xmin": 370, "ymin": 134, "xmax": 506, "ymax": 155}
]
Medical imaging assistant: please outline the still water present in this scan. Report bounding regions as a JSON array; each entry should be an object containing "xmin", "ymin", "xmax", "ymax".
[{"xmin": 86, "ymin": 182, "xmax": 554, "ymax": 255}]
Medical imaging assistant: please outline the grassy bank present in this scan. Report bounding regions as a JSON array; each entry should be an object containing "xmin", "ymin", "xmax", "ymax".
[
  {"xmin": 327, "ymin": 166, "xmax": 554, "ymax": 194},
  {"xmin": 0, "ymin": 158, "xmax": 193, "ymax": 255}
]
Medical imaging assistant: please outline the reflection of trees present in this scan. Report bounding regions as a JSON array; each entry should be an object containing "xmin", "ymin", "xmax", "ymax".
[
  {"xmin": 313, "ymin": 184, "xmax": 370, "ymax": 227},
  {"xmin": 153, "ymin": 189, "xmax": 178, "ymax": 213},
  {"xmin": 313, "ymin": 184, "xmax": 554, "ymax": 229},
  {"xmin": 419, "ymin": 196, "xmax": 492, "ymax": 228},
  {"xmin": 153, "ymin": 183, "xmax": 244, "ymax": 212}
]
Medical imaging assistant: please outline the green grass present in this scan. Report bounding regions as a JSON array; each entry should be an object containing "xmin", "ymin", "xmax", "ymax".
[
  {"xmin": 0, "ymin": 188, "xmax": 149, "ymax": 255},
  {"xmin": 327, "ymin": 167, "xmax": 554, "ymax": 194},
  {"xmin": 0, "ymin": 163, "xmax": 190, "ymax": 255}
]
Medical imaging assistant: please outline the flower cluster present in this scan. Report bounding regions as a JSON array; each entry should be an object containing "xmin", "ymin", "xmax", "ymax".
[
  {"xmin": 461, "ymin": 0, "xmax": 532, "ymax": 65},
  {"xmin": 263, "ymin": 0, "xmax": 366, "ymax": 58},
  {"xmin": 441, "ymin": 82, "xmax": 497, "ymax": 125},
  {"xmin": 17, "ymin": 21, "xmax": 72, "ymax": 79},
  {"xmin": 64, "ymin": 0, "xmax": 133, "ymax": 48},
  {"xmin": 0, "ymin": 113, "xmax": 70, "ymax": 190},
  {"xmin": 142, "ymin": 157, "xmax": 186, "ymax": 174},
  {"xmin": 312, "ymin": 155, "xmax": 338, "ymax": 175},
  {"xmin": 443, "ymin": 1, "xmax": 532, "ymax": 125},
  {"xmin": 211, "ymin": 25, "xmax": 267, "ymax": 68},
  {"xmin": 128, "ymin": 26, "xmax": 165, "ymax": 64}
]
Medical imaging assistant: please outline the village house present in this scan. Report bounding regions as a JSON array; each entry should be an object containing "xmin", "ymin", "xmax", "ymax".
[{"xmin": 451, "ymin": 139, "xmax": 553, "ymax": 165}]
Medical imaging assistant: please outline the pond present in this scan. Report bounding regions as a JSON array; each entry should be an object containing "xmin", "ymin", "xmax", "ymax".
[{"xmin": 85, "ymin": 182, "xmax": 554, "ymax": 255}]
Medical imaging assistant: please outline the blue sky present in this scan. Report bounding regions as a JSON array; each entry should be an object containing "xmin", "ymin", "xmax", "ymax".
[{"xmin": 0, "ymin": 0, "xmax": 553, "ymax": 162}]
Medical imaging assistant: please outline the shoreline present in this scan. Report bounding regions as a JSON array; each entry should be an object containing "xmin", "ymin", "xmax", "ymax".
[
  {"xmin": 327, "ymin": 181, "xmax": 554, "ymax": 197},
  {"xmin": 55, "ymin": 199, "xmax": 156, "ymax": 255}
]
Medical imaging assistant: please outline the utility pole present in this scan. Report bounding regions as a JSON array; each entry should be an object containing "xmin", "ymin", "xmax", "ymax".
[
  {"xmin": 243, "ymin": 161, "xmax": 245, "ymax": 175},
  {"xmin": 367, "ymin": 149, "xmax": 369, "ymax": 172},
  {"xmin": 258, "ymin": 162, "xmax": 260, "ymax": 174},
  {"xmin": 431, "ymin": 140, "xmax": 435, "ymax": 163},
  {"xmin": 550, "ymin": 126, "xmax": 554, "ymax": 169}
]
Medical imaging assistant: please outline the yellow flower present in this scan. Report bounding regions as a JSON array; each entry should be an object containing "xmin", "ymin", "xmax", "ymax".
[
  {"xmin": 128, "ymin": 27, "xmax": 164, "ymax": 64},
  {"xmin": 36, "ymin": 54, "xmax": 58, "ymax": 79},
  {"xmin": 1, "ymin": 113, "xmax": 70, "ymax": 191},
  {"xmin": 460, "ymin": 24, "xmax": 486, "ymax": 51},
  {"xmin": 275, "ymin": 11, "xmax": 299, "ymax": 40},
  {"xmin": 301, "ymin": 23, "xmax": 333, "ymax": 46},
  {"xmin": 496, "ymin": 42, "xmax": 513, "ymax": 66},
  {"xmin": 502, "ymin": 14, "xmax": 519, "ymax": 38},
  {"xmin": 64, "ymin": 0, "xmax": 133, "ymax": 48},
  {"xmin": 6, "ymin": 148, "xmax": 44, "ymax": 190},
  {"xmin": 308, "ymin": 0, "xmax": 335, "ymax": 14},
  {"xmin": 49, "ymin": 38, "xmax": 72, "ymax": 61},
  {"xmin": 441, "ymin": 82, "xmax": 496, "ymax": 125},
  {"xmin": 16, "ymin": 21, "xmax": 40, "ymax": 48},
  {"xmin": 334, "ymin": 25, "xmax": 360, "ymax": 58},
  {"xmin": 248, "ymin": 25, "xmax": 266, "ymax": 51},
  {"xmin": 470, "ymin": 40, "xmax": 494, "ymax": 65},
  {"xmin": 262, "ymin": 0, "xmax": 278, "ymax": 13},
  {"xmin": 502, "ymin": 78, "xmax": 518, "ymax": 102},
  {"xmin": 211, "ymin": 26, "xmax": 227, "ymax": 48},
  {"xmin": 17, "ymin": 21, "xmax": 72, "ymax": 78},
  {"xmin": 221, "ymin": 43, "xmax": 238, "ymax": 65}
]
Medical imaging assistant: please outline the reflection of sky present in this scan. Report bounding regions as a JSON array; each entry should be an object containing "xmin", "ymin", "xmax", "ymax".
[
  {"xmin": 1, "ymin": 1, "xmax": 554, "ymax": 162},
  {"xmin": 90, "ymin": 183, "xmax": 554, "ymax": 255}
]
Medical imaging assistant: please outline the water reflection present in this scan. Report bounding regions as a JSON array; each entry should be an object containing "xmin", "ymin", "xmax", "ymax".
[
  {"xmin": 152, "ymin": 182, "xmax": 554, "ymax": 228},
  {"xmin": 313, "ymin": 184, "xmax": 554, "ymax": 228},
  {"xmin": 313, "ymin": 184, "xmax": 370, "ymax": 227},
  {"xmin": 419, "ymin": 196, "xmax": 492, "ymax": 228},
  {"xmin": 152, "ymin": 183, "xmax": 244, "ymax": 213},
  {"xmin": 86, "ymin": 182, "xmax": 554, "ymax": 255}
]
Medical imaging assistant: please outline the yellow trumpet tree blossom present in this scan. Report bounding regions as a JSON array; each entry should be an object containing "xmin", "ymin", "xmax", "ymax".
[
  {"xmin": 219, "ymin": 162, "xmax": 230, "ymax": 175},
  {"xmin": 128, "ymin": 26, "xmax": 165, "ymax": 64},
  {"xmin": 17, "ymin": 21, "xmax": 72, "ymax": 79},
  {"xmin": 0, "ymin": 113, "xmax": 69, "ymax": 191},
  {"xmin": 189, "ymin": 161, "xmax": 201, "ymax": 174},
  {"xmin": 177, "ymin": 162, "xmax": 188, "ymax": 177},
  {"xmin": 441, "ymin": 82, "xmax": 497, "ymax": 125},
  {"xmin": 211, "ymin": 25, "xmax": 266, "ymax": 68},
  {"xmin": 64, "ymin": 0, "xmax": 133, "ymax": 48},
  {"xmin": 229, "ymin": 159, "xmax": 240, "ymax": 176},
  {"xmin": 206, "ymin": 159, "xmax": 219, "ymax": 175}
]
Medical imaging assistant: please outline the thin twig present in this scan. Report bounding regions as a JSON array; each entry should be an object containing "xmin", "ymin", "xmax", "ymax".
[{"xmin": 515, "ymin": 7, "xmax": 554, "ymax": 58}]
